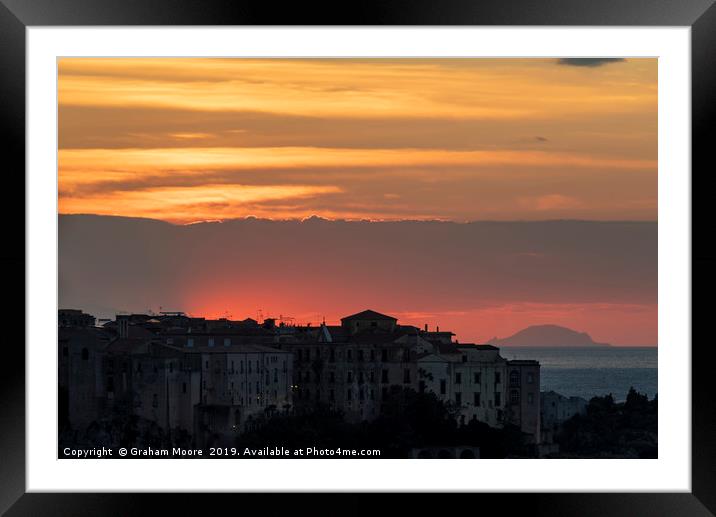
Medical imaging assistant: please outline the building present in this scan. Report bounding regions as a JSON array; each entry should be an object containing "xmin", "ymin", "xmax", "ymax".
[
  {"xmin": 540, "ymin": 390, "xmax": 588, "ymax": 443},
  {"xmin": 60, "ymin": 308, "xmax": 541, "ymax": 445}
]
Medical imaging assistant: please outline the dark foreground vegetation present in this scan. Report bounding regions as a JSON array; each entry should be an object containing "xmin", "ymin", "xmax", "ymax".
[
  {"xmin": 552, "ymin": 387, "xmax": 658, "ymax": 458},
  {"xmin": 59, "ymin": 387, "xmax": 657, "ymax": 459}
]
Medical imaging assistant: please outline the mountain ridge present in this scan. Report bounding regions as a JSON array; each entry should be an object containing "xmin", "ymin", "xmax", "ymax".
[{"xmin": 489, "ymin": 324, "xmax": 611, "ymax": 347}]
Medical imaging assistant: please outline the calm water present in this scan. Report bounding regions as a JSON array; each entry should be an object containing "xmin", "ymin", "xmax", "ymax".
[{"xmin": 502, "ymin": 347, "xmax": 658, "ymax": 401}]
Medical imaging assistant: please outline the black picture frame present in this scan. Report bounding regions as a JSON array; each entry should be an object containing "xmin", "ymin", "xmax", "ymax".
[{"xmin": 1, "ymin": 1, "xmax": 713, "ymax": 514}]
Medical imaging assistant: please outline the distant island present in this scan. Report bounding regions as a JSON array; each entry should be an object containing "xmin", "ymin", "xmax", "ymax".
[{"xmin": 489, "ymin": 324, "xmax": 611, "ymax": 347}]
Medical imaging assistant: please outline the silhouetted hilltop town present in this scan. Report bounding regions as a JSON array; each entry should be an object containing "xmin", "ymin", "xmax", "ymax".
[{"xmin": 59, "ymin": 308, "xmax": 622, "ymax": 457}]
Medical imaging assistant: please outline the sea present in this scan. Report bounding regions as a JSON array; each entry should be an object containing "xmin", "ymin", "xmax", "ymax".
[{"xmin": 501, "ymin": 347, "xmax": 658, "ymax": 402}]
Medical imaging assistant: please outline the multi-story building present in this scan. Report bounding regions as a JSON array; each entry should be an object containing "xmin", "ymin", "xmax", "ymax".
[{"xmin": 60, "ymin": 308, "xmax": 540, "ymax": 445}]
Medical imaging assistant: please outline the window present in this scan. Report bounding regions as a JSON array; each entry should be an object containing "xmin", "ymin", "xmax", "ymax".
[
  {"xmin": 419, "ymin": 380, "xmax": 426, "ymax": 393},
  {"xmin": 305, "ymin": 371, "xmax": 311, "ymax": 382},
  {"xmin": 347, "ymin": 349, "xmax": 353, "ymax": 362},
  {"xmin": 187, "ymin": 338, "xmax": 194, "ymax": 348},
  {"xmin": 358, "ymin": 372, "xmax": 364, "ymax": 384},
  {"xmin": 440, "ymin": 379, "xmax": 446, "ymax": 395},
  {"xmin": 495, "ymin": 392, "xmax": 502, "ymax": 407},
  {"xmin": 381, "ymin": 369, "xmax": 389, "ymax": 383},
  {"xmin": 381, "ymin": 349, "xmax": 388, "ymax": 362},
  {"xmin": 455, "ymin": 392, "xmax": 462, "ymax": 405},
  {"xmin": 329, "ymin": 389, "xmax": 335, "ymax": 401},
  {"xmin": 274, "ymin": 369, "xmax": 278, "ymax": 382},
  {"xmin": 347, "ymin": 388, "xmax": 352, "ymax": 401},
  {"xmin": 528, "ymin": 392, "xmax": 534, "ymax": 404},
  {"xmin": 455, "ymin": 372, "xmax": 462, "ymax": 384},
  {"xmin": 462, "ymin": 355, "xmax": 467, "ymax": 363},
  {"xmin": 370, "ymin": 350, "xmax": 375, "ymax": 362},
  {"xmin": 152, "ymin": 394, "xmax": 158, "ymax": 408},
  {"xmin": 248, "ymin": 361, "xmax": 252, "ymax": 373},
  {"xmin": 510, "ymin": 389, "xmax": 519, "ymax": 404},
  {"xmin": 81, "ymin": 348, "xmax": 89, "ymax": 361},
  {"xmin": 347, "ymin": 371, "xmax": 353, "ymax": 383},
  {"xmin": 474, "ymin": 372, "xmax": 481, "ymax": 384},
  {"xmin": 370, "ymin": 389, "xmax": 375, "ymax": 400},
  {"xmin": 208, "ymin": 338, "xmax": 214, "ymax": 347},
  {"xmin": 404, "ymin": 369, "xmax": 411, "ymax": 383},
  {"xmin": 370, "ymin": 371, "xmax": 375, "ymax": 383},
  {"xmin": 474, "ymin": 392, "xmax": 481, "ymax": 406},
  {"xmin": 241, "ymin": 360, "xmax": 244, "ymax": 373},
  {"xmin": 224, "ymin": 338, "xmax": 231, "ymax": 347},
  {"xmin": 169, "ymin": 362, "xmax": 173, "ymax": 373},
  {"xmin": 256, "ymin": 382, "xmax": 260, "ymax": 393},
  {"xmin": 359, "ymin": 388, "xmax": 365, "ymax": 401},
  {"xmin": 182, "ymin": 382, "xmax": 187, "ymax": 394},
  {"xmin": 358, "ymin": 350, "xmax": 364, "ymax": 362},
  {"xmin": 527, "ymin": 373, "xmax": 534, "ymax": 384},
  {"xmin": 510, "ymin": 370, "xmax": 520, "ymax": 386},
  {"xmin": 256, "ymin": 360, "xmax": 259, "ymax": 372},
  {"xmin": 495, "ymin": 372, "xmax": 501, "ymax": 384},
  {"xmin": 381, "ymin": 387, "xmax": 388, "ymax": 399},
  {"xmin": 371, "ymin": 321, "xmax": 377, "ymax": 327},
  {"xmin": 329, "ymin": 372, "xmax": 336, "ymax": 383},
  {"xmin": 329, "ymin": 349, "xmax": 335, "ymax": 362}
]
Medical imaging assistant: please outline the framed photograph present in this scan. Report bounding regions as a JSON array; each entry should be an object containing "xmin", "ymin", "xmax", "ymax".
[{"xmin": 2, "ymin": 0, "xmax": 714, "ymax": 514}]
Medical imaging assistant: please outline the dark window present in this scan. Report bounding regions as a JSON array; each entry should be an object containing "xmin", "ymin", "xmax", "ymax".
[
  {"xmin": 358, "ymin": 350, "xmax": 364, "ymax": 362},
  {"xmin": 381, "ymin": 349, "xmax": 388, "ymax": 362},
  {"xmin": 359, "ymin": 388, "xmax": 364, "ymax": 401},
  {"xmin": 527, "ymin": 373, "xmax": 534, "ymax": 384},
  {"xmin": 381, "ymin": 369, "xmax": 389, "ymax": 383},
  {"xmin": 347, "ymin": 371, "xmax": 353, "ymax": 383},
  {"xmin": 440, "ymin": 379, "xmax": 446, "ymax": 395},
  {"xmin": 419, "ymin": 380, "xmax": 426, "ymax": 393},
  {"xmin": 241, "ymin": 361, "xmax": 244, "ymax": 373},
  {"xmin": 205, "ymin": 360, "xmax": 209, "ymax": 369},
  {"xmin": 474, "ymin": 372, "xmax": 481, "ymax": 384},
  {"xmin": 495, "ymin": 372, "xmax": 501, "ymax": 384},
  {"xmin": 371, "ymin": 321, "xmax": 377, "ymax": 327},
  {"xmin": 381, "ymin": 387, "xmax": 388, "ymax": 399},
  {"xmin": 404, "ymin": 369, "xmax": 411, "ymax": 383},
  {"xmin": 510, "ymin": 370, "xmax": 520, "ymax": 386},
  {"xmin": 510, "ymin": 389, "xmax": 519, "ymax": 404},
  {"xmin": 495, "ymin": 392, "xmax": 502, "ymax": 407},
  {"xmin": 329, "ymin": 389, "xmax": 335, "ymax": 401},
  {"xmin": 370, "ymin": 389, "xmax": 375, "ymax": 400},
  {"xmin": 474, "ymin": 392, "xmax": 481, "ymax": 406},
  {"xmin": 182, "ymin": 382, "xmax": 187, "ymax": 394},
  {"xmin": 528, "ymin": 392, "xmax": 534, "ymax": 404},
  {"xmin": 274, "ymin": 369, "xmax": 278, "ymax": 382},
  {"xmin": 370, "ymin": 350, "xmax": 375, "ymax": 361},
  {"xmin": 63, "ymin": 346, "xmax": 68, "ymax": 357},
  {"xmin": 370, "ymin": 371, "xmax": 375, "ymax": 383},
  {"xmin": 169, "ymin": 362, "xmax": 173, "ymax": 373},
  {"xmin": 455, "ymin": 372, "xmax": 462, "ymax": 384},
  {"xmin": 329, "ymin": 372, "xmax": 336, "ymax": 383},
  {"xmin": 330, "ymin": 349, "xmax": 335, "ymax": 362},
  {"xmin": 455, "ymin": 392, "xmax": 462, "ymax": 405},
  {"xmin": 347, "ymin": 349, "xmax": 353, "ymax": 362},
  {"xmin": 347, "ymin": 389, "xmax": 352, "ymax": 401},
  {"xmin": 107, "ymin": 375, "xmax": 114, "ymax": 392},
  {"xmin": 358, "ymin": 372, "xmax": 364, "ymax": 384},
  {"xmin": 81, "ymin": 348, "xmax": 89, "ymax": 361},
  {"xmin": 462, "ymin": 355, "xmax": 467, "ymax": 363}
]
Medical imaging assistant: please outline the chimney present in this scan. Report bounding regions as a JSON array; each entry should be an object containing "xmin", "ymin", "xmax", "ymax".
[
  {"xmin": 424, "ymin": 324, "xmax": 428, "ymax": 332},
  {"xmin": 437, "ymin": 326, "xmax": 440, "ymax": 332}
]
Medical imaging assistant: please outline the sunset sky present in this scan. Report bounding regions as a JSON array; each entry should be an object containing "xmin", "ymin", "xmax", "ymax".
[
  {"xmin": 59, "ymin": 58, "xmax": 657, "ymax": 224},
  {"xmin": 58, "ymin": 58, "xmax": 657, "ymax": 345}
]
